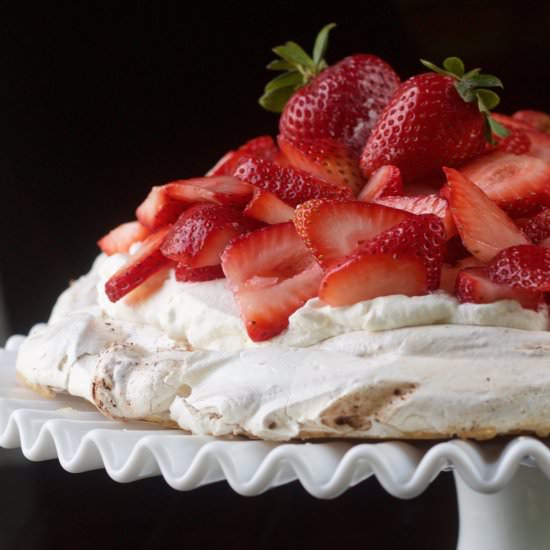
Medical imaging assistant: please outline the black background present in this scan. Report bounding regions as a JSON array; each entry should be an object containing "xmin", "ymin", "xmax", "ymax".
[{"xmin": 2, "ymin": 1, "xmax": 550, "ymax": 549}]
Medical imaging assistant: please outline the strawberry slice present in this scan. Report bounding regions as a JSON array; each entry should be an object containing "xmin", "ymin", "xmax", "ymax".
[
  {"xmin": 357, "ymin": 165, "xmax": 403, "ymax": 202},
  {"xmin": 488, "ymin": 126, "xmax": 531, "ymax": 155},
  {"xmin": 487, "ymin": 245, "xmax": 550, "ymax": 291},
  {"xmin": 97, "ymin": 221, "xmax": 151, "ymax": 256},
  {"xmin": 459, "ymin": 152, "xmax": 550, "ymax": 217},
  {"xmin": 513, "ymin": 110, "xmax": 550, "ymax": 134},
  {"xmin": 374, "ymin": 194, "xmax": 456, "ymax": 238},
  {"xmin": 233, "ymin": 157, "xmax": 353, "ymax": 207},
  {"xmin": 516, "ymin": 209, "xmax": 550, "ymax": 244},
  {"xmin": 294, "ymin": 199, "xmax": 410, "ymax": 268},
  {"xmin": 445, "ymin": 167, "xmax": 530, "ymax": 262},
  {"xmin": 319, "ymin": 252, "xmax": 428, "ymax": 307},
  {"xmin": 175, "ymin": 264, "xmax": 224, "ymax": 282},
  {"xmin": 136, "ymin": 186, "xmax": 187, "ymax": 229},
  {"xmin": 105, "ymin": 227, "xmax": 173, "ymax": 302},
  {"xmin": 455, "ymin": 266, "xmax": 542, "ymax": 310},
  {"xmin": 440, "ymin": 256, "xmax": 483, "ymax": 294},
  {"xmin": 124, "ymin": 267, "xmax": 171, "ymax": 306},
  {"xmin": 160, "ymin": 203, "xmax": 256, "ymax": 268},
  {"xmin": 206, "ymin": 136, "xmax": 279, "ymax": 176},
  {"xmin": 277, "ymin": 136, "xmax": 364, "ymax": 194},
  {"xmin": 221, "ymin": 222, "xmax": 323, "ymax": 341},
  {"xmin": 243, "ymin": 190, "xmax": 295, "ymax": 224}
]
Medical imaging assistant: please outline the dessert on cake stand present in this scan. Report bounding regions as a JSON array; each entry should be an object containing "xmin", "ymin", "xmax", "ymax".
[{"xmin": 2, "ymin": 332, "xmax": 549, "ymax": 550}]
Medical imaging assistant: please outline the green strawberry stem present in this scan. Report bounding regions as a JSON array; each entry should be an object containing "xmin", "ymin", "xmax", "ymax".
[
  {"xmin": 260, "ymin": 23, "xmax": 336, "ymax": 113},
  {"xmin": 420, "ymin": 57, "xmax": 509, "ymax": 144}
]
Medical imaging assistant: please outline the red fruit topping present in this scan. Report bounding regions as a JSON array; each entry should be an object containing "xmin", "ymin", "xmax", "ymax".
[
  {"xmin": 516, "ymin": 209, "xmax": 550, "ymax": 244},
  {"xmin": 206, "ymin": 136, "xmax": 279, "ymax": 177},
  {"xmin": 445, "ymin": 167, "xmax": 530, "ymax": 262},
  {"xmin": 165, "ymin": 176, "xmax": 253, "ymax": 209},
  {"xmin": 175, "ymin": 264, "xmax": 224, "ymax": 283},
  {"xmin": 97, "ymin": 221, "xmax": 151, "ymax": 256},
  {"xmin": 486, "ymin": 245, "xmax": 550, "ymax": 291},
  {"xmin": 294, "ymin": 199, "xmax": 410, "ymax": 268},
  {"xmin": 357, "ymin": 165, "xmax": 404, "ymax": 202},
  {"xmin": 489, "ymin": 126, "xmax": 531, "ymax": 155},
  {"xmin": 105, "ymin": 228, "xmax": 173, "ymax": 303},
  {"xmin": 444, "ymin": 234, "xmax": 472, "ymax": 264},
  {"xmin": 319, "ymin": 252, "xmax": 428, "ymax": 307},
  {"xmin": 439, "ymin": 256, "xmax": 483, "ymax": 294},
  {"xmin": 513, "ymin": 110, "xmax": 550, "ymax": 135},
  {"xmin": 279, "ymin": 55, "xmax": 400, "ymax": 154},
  {"xmin": 233, "ymin": 157, "xmax": 353, "ymax": 207},
  {"xmin": 492, "ymin": 113, "xmax": 550, "ymax": 161},
  {"xmin": 460, "ymin": 151, "xmax": 550, "ymax": 217},
  {"xmin": 136, "ymin": 186, "xmax": 187, "ymax": 229},
  {"xmin": 374, "ymin": 193, "xmax": 456, "ymax": 238},
  {"xmin": 277, "ymin": 136, "xmax": 364, "ymax": 194},
  {"xmin": 357, "ymin": 214, "xmax": 446, "ymax": 290},
  {"xmin": 221, "ymin": 223, "xmax": 323, "ymax": 341},
  {"xmin": 124, "ymin": 267, "xmax": 171, "ymax": 306},
  {"xmin": 455, "ymin": 266, "xmax": 542, "ymax": 310},
  {"xmin": 361, "ymin": 72, "xmax": 486, "ymax": 180},
  {"xmin": 243, "ymin": 190, "xmax": 295, "ymax": 224},
  {"xmin": 160, "ymin": 203, "xmax": 255, "ymax": 268}
]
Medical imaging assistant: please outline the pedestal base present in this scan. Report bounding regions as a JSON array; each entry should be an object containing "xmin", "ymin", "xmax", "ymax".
[{"xmin": 455, "ymin": 466, "xmax": 550, "ymax": 550}]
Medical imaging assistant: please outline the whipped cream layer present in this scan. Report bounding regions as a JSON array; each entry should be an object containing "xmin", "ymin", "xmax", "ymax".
[{"xmin": 88, "ymin": 252, "xmax": 549, "ymax": 351}]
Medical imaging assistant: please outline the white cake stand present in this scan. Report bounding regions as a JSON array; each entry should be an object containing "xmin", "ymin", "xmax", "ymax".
[{"xmin": 3, "ymin": 335, "xmax": 550, "ymax": 550}]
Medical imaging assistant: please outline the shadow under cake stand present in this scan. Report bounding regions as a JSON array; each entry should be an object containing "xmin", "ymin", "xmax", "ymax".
[{"xmin": 2, "ymin": 333, "xmax": 550, "ymax": 550}]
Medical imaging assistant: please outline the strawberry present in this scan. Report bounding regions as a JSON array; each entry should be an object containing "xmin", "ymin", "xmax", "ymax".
[
  {"xmin": 233, "ymin": 157, "xmax": 353, "ymax": 207},
  {"xmin": 97, "ymin": 221, "xmax": 151, "ymax": 256},
  {"xmin": 357, "ymin": 165, "xmax": 403, "ymax": 202},
  {"xmin": 206, "ymin": 136, "xmax": 279, "ymax": 177},
  {"xmin": 136, "ymin": 186, "xmax": 187, "ymax": 229},
  {"xmin": 459, "ymin": 151, "xmax": 550, "ymax": 216},
  {"xmin": 293, "ymin": 199, "xmax": 410, "ymax": 268},
  {"xmin": 488, "ymin": 126, "xmax": 531, "ymax": 155},
  {"xmin": 455, "ymin": 266, "xmax": 542, "ymax": 310},
  {"xmin": 440, "ymin": 256, "xmax": 483, "ymax": 294},
  {"xmin": 105, "ymin": 227, "xmax": 173, "ymax": 303},
  {"xmin": 160, "ymin": 203, "xmax": 256, "ymax": 268},
  {"xmin": 445, "ymin": 167, "xmax": 530, "ymax": 262},
  {"xmin": 243, "ymin": 190, "xmax": 295, "ymax": 224},
  {"xmin": 486, "ymin": 245, "xmax": 550, "ymax": 292},
  {"xmin": 492, "ymin": 113, "xmax": 550, "ymax": 161},
  {"xmin": 175, "ymin": 264, "xmax": 224, "ymax": 282},
  {"xmin": 513, "ymin": 110, "xmax": 550, "ymax": 135},
  {"xmin": 259, "ymin": 24, "xmax": 400, "ymax": 154},
  {"xmin": 360, "ymin": 57, "xmax": 507, "ymax": 181},
  {"xmin": 444, "ymin": 234, "xmax": 472, "ymax": 264},
  {"xmin": 374, "ymin": 194, "xmax": 456, "ymax": 238},
  {"xmin": 356, "ymin": 214, "xmax": 446, "ymax": 290},
  {"xmin": 516, "ymin": 209, "xmax": 550, "ymax": 244},
  {"xmin": 221, "ymin": 222, "xmax": 323, "ymax": 341},
  {"xmin": 277, "ymin": 136, "xmax": 364, "ymax": 194},
  {"xmin": 123, "ymin": 267, "xmax": 171, "ymax": 306},
  {"xmin": 319, "ymin": 252, "xmax": 428, "ymax": 307}
]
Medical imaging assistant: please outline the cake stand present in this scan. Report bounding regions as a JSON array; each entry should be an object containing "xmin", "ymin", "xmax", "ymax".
[{"xmin": 3, "ymin": 333, "xmax": 550, "ymax": 550}]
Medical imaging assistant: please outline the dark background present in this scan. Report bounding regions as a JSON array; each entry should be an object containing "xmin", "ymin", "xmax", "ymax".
[{"xmin": 2, "ymin": 1, "xmax": 549, "ymax": 549}]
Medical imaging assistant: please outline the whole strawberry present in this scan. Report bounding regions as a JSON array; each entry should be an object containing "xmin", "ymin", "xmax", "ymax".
[
  {"xmin": 360, "ymin": 57, "xmax": 508, "ymax": 180},
  {"xmin": 259, "ymin": 24, "xmax": 400, "ymax": 154}
]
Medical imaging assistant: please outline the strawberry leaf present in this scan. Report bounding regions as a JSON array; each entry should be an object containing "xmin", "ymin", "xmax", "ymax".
[
  {"xmin": 266, "ymin": 59, "xmax": 295, "ymax": 71},
  {"xmin": 265, "ymin": 71, "xmax": 303, "ymax": 94},
  {"xmin": 443, "ymin": 56, "xmax": 465, "ymax": 77},
  {"xmin": 313, "ymin": 22, "xmax": 336, "ymax": 67},
  {"xmin": 273, "ymin": 43, "xmax": 314, "ymax": 72},
  {"xmin": 476, "ymin": 89, "xmax": 501, "ymax": 111},
  {"xmin": 259, "ymin": 86, "xmax": 296, "ymax": 113}
]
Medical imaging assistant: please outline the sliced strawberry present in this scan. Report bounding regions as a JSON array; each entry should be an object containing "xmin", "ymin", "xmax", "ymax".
[
  {"xmin": 233, "ymin": 157, "xmax": 353, "ymax": 207},
  {"xmin": 136, "ymin": 186, "xmax": 187, "ymax": 229},
  {"xmin": 488, "ymin": 126, "xmax": 531, "ymax": 155},
  {"xmin": 206, "ymin": 136, "xmax": 279, "ymax": 176},
  {"xmin": 105, "ymin": 227, "xmax": 173, "ymax": 303},
  {"xmin": 487, "ymin": 245, "xmax": 550, "ymax": 291},
  {"xmin": 319, "ymin": 252, "xmax": 428, "ymax": 307},
  {"xmin": 357, "ymin": 165, "xmax": 403, "ymax": 202},
  {"xmin": 97, "ymin": 221, "xmax": 152, "ymax": 256},
  {"xmin": 175, "ymin": 264, "xmax": 224, "ymax": 282},
  {"xmin": 444, "ymin": 234, "xmax": 472, "ymax": 264},
  {"xmin": 455, "ymin": 266, "xmax": 542, "ymax": 310},
  {"xmin": 516, "ymin": 209, "xmax": 550, "ymax": 244},
  {"xmin": 221, "ymin": 222, "xmax": 322, "ymax": 341},
  {"xmin": 124, "ymin": 267, "xmax": 171, "ymax": 306},
  {"xmin": 160, "ymin": 203, "xmax": 256, "ymax": 268},
  {"xmin": 357, "ymin": 214, "xmax": 446, "ymax": 290},
  {"xmin": 277, "ymin": 136, "xmax": 364, "ymax": 194},
  {"xmin": 445, "ymin": 167, "xmax": 530, "ymax": 262},
  {"xmin": 512, "ymin": 110, "xmax": 550, "ymax": 135},
  {"xmin": 440, "ymin": 256, "xmax": 483, "ymax": 294},
  {"xmin": 243, "ymin": 190, "xmax": 295, "ymax": 224},
  {"xmin": 459, "ymin": 152, "xmax": 550, "ymax": 217},
  {"xmin": 165, "ymin": 176, "xmax": 253, "ymax": 209},
  {"xmin": 374, "ymin": 194, "xmax": 456, "ymax": 238},
  {"xmin": 294, "ymin": 199, "xmax": 410, "ymax": 268}
]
